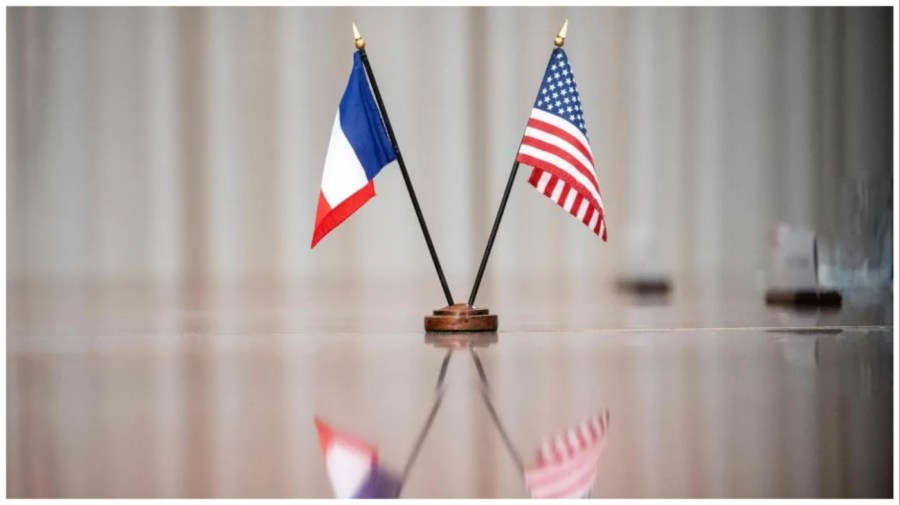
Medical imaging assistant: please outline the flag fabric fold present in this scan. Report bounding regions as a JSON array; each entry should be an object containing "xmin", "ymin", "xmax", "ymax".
[
  {"xmin": 516, "ymin": 48, "xmax": 607, "ymax": 241},
  {"xmin": 314, "ymin": 417, "xmax": 401, "ymax": 499},
  {"xmin": 311, "ymin": 52, "xmax": 397, "ymax": 248},
  {"xmin": 524, "ymin": 410, "xmax": 611, "ymax": 499}
]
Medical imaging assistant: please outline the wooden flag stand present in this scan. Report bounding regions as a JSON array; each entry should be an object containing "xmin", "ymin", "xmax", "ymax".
[
  {"xmin": 424, "ymin": 304, "xmax": 499, "ymax": 332},
  {"xmin": 425, "ymin": 330, "xmax": 498, "ymax": 349}
]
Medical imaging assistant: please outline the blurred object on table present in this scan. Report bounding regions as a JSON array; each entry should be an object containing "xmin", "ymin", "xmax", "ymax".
[{"xmin": 765, "ymin": 223, "xmax": 841, "ymax": 307}]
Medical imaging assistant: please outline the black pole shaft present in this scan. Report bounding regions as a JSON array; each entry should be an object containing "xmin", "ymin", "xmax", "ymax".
[
  {"xmin": 358, "ymin": 48, "xmax": 454, "ymax": 306},
  {"xmin": 397, "ymin": 350, "xmax": 452, "ymax": 494},
  {"xmin": 470, "ymin": 348, "xmax": 525, "ymax": 474},
  {"xmin": 468, "ymin": 161, "xmax": 520, "ymax": 307}
]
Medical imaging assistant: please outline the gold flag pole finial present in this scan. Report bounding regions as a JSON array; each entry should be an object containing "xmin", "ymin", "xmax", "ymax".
[
  {"xmin": 353, "ymin": 22, "xmax": 365, "ymax": 49},
  {"xmin": 554, "ymin": 19, "xmax": 568, "ymax": 47}
]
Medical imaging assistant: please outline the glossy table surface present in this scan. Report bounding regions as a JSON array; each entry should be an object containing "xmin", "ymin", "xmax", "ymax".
[{"xmin": 6, "ymin": 277, "xmax": 895, "ymax": 498}]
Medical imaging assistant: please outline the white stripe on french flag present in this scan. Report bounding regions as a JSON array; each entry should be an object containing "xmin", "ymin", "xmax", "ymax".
[{"xmin": 320, "ymin": 114, "xmax": 373, "ymax": 209}]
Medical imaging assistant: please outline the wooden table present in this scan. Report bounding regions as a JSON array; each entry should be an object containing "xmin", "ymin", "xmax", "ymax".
[{"xmin": 6, "ymin": 277, "xmax": 894, "ymax": 497}]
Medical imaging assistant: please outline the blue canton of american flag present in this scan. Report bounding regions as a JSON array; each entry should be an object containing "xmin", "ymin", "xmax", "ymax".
[{"xmin": 516, "ymin": 48, "xmax": 607, "ymax": 241}]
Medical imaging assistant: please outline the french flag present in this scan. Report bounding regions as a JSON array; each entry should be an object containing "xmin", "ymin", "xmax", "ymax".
[
  {"xmin": 311, "ymin": 52, "xmax": 397, "ymax": 248},
  {"xmin": 314, "ymin": 417, "xmax": 400, "ymax": 499}
]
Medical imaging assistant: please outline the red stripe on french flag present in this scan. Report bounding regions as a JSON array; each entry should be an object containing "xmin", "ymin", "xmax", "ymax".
[{"xmin": 311, "ymin": 181, "xmax": 376, "ymax": 248}]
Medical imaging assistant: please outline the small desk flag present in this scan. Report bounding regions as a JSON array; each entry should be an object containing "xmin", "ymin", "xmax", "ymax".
[
  {"xmin": 314, "ymin": 417, "xmax": 400, "ymax": 498},
  {"xmin": 516, "ymin": 48, "xmax": 607, "ymax": 241},
  {"xmin": 311, "ymin": 52, "xmax": 397, "ymax": 248},
  {"xmin": 524, "ymin": 410, "xmax": 610, "ymax": 499}
]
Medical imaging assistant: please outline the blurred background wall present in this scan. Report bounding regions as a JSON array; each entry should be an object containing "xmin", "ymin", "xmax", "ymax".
[{"xmin": 6, "ymin": 7, "xmax": 893, "ymax": 290}]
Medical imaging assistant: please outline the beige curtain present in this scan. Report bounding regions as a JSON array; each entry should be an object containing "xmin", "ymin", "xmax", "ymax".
[{"xmin": 7, "ymin": 7, "xmax": 893, "ymax": 289}]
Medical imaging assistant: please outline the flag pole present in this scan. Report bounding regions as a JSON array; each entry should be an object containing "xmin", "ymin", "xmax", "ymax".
[
  {"xmin": 353, "ymin": 24, "xmax": 455, "ymax": 307},
  {"xmin": 467, "ymin": 161, "xmax": 520, "ymax": 307},
  {"xmin": 396, "ymin": 349, "xmax": 453, "ymax": 495},
  {"xmin": 467, "ymin": 21, "xmax": 568, "ymax": 308},
  {"xmin": 470, "ymin": 348, "xmax": 526, "ymax": 474}
]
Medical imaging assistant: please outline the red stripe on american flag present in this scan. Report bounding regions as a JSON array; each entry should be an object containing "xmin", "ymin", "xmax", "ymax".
[
  {"xmin": 543, "ymin": 466, "xmax": 598, "ymax": 499},
  {"xmin": 527, "ymin": 444, "xmax": 600, "ymax": 486},
  {"xmin": 518, "ymin": 156, "xmax": 603, "ymax": 216},
  {"xmin": 554, "ymin": 186, "xmax": 565, "ymax": 206},
  {"xmin": 526, "ymin": 167, "xmax": 607, "ymax": 240},
  {"xmin": 516, "ymin": 157, "xmax": 603, "ymax": 231},
  {"xmin": 542, "ymin": 174, "xmax": 558, "ymax": 198},
  {"xmin": 525, "ymin": 410, "xmax": 611, "ymax": 496},
  {"xmin": 572, "ymin": 193, "xmax": 584, "ymax": 216},
  {"xmin": 587, "ymin": 418, "xmax": 599, "ymax": 441},
  {"xmin": 532, "ymin": 464, "xmax": 598, "ymax": 499},
  {"xmin": 576, "ymin": 425, "xmax": 590, "ymax": 450},
  {"xmin": 582, "ymin": 207, "xmax": 595, "ymax": 227},
  {"xmin": 526, "ymin": 445, "xmax": 603, "ymax": 498},
  {"xmin": 520, "ymin": 135, "xmax": 600, "ymax": 193},
  {"xmin": 518, "ymin": 106, "xmax": 608, "ymax": 241},
  {"xmin": 526, "ymin": 117, "xmax": 594, "ymax": 166}
]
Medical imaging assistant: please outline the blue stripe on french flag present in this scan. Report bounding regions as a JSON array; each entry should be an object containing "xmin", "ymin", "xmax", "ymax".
[{"xmin": 312, "ymin": 52, "xmax": 396, "ymax": 248}]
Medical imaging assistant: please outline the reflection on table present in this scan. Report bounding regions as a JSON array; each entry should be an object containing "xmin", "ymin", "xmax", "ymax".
[{"xmin": 6, "ymin": 279, "xmax": 893, "ymax": 498}]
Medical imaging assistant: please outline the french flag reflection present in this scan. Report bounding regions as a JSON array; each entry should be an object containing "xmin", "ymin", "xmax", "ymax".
[{"xmin": 314, "ymin": 417, "xmax": 400, "ymax": 499}]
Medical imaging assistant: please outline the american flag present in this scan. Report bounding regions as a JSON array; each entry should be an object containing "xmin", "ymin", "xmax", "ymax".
[
  {"xmin": 516, "ymin": 48, "xmax": 607, "ymax": 241},
  {"xmin": 524, "ymin": 410, "xmax": 610, "ymax": 499}
]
